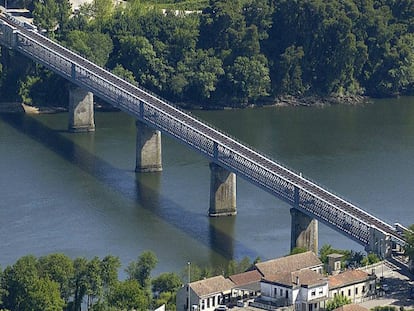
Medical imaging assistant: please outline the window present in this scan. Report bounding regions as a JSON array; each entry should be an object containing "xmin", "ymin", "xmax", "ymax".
[
  {"xmin": 341, "ymin": 291, "xmax": 344, "ymax": 296},
  {"xmin": 362, "ymin": 286, "xmax": 366, "ymax": 293},
  {"xmin": 334, "ymin": 292, "xmax": 337, "ymax": 297},
  {"xmin": 280, "ymin": 289, "xmax": 283, "ymax": 297},
  {"xmin": 274, "ymin": 288, "xmax": 277, "ymax": 296},
  {"xmin": 348, "ymin": 289, "xmax": 351, "ymax": 296},
  {"xmin": 207, "ymin": 298, "xmax": 210, "ymax": 308},
  {"xmin": 311, "ymin": 290, "xmax": 316, "ymax": 296},
  {"xmin": 201, "ymin": 300, "xmax": 205, "ymax": 310},
  {"xmin": 355, "ymin": 287, "xmax": 358, "ymax": 295},
  {"xmin": 286, "ymin": 290, "xmax": 289, "ymax": 299},
  {"xmin": 319, "ymin": 288, "xmax": 323, "ymax": 295}
]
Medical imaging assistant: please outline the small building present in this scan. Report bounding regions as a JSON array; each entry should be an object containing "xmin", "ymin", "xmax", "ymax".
[
  {"xmin": 327, "ymin": 253, "xmax": 343, "ymax": 275},
  {"xmin": 229, "ymin": 269, "xmax": 262, "ymax": 301},
  {"xmin": 176, "ymin": 275, "xmax": 235, "ymax": 311},
  {"xmin": 255, "ymin": 251, "xmax": 324, "ymax": 278},
  {"xmin": 259, "ymin": 269, "xmax": 329, "ymax": 311},
  {"xmin": 328, "ymin": 270, "xmax": 376, "ymax": 304}
]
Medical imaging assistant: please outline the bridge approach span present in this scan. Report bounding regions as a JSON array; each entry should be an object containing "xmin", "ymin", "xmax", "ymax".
[{"xmin": 0, "ymin": 14, "xmax": 407, "ymax": 254}]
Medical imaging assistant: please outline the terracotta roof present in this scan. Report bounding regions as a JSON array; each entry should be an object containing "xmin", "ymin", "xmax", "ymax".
[
  {"xmin": 328, "ymin": 270, "xmax": 370, "ymax": 289},
  {"xmin": 263, "ymin": 269, "xmax": 327, "ymax": 288},
  {"xmin": 229, "ymin": 270, "xmax": 262, "ymax": 286},
  {"xmin": 190, "ymin": 275, "xmax": 235, "ymax": 297},
  {"xmin": 333, "ymin": 304, "xmax": 369, "ymax": 311},
  {"xmin": 255, "ymin": 251, "xmax": 322, "ymax": 277}
]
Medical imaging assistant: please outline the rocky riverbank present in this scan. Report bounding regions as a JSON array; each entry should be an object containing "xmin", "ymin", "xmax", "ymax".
[
  {"xmin": 1, "ymin": 94, "xmax": 370, "ymax": 113},
  {"xmin": 271, "ymin": 94, "xmax": 370, "ymax": 107}
]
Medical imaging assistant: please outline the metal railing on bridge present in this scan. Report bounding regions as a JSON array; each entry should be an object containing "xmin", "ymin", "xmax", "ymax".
[{"xmin": 0, "ymin": 14, "xmax": 407, "ymax": 252}]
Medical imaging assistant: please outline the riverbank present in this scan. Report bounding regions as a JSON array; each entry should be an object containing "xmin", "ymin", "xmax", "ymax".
[
  {"xmin": 0, "ymin": 94, "xmax": 371, "ymax": 113},
  {"xmin": 0, "ymin": 102, "xmax": 67, "ymax": 114}
]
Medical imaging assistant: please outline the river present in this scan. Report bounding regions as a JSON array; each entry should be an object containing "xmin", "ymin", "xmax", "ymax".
[{"xmin": 1, "ymin": 97, "xmax": 414, "ymax": 277}]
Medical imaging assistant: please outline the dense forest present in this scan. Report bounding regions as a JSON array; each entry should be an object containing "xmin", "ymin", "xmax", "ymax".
[{"xmin": 1, "ymin": 0, "xmax": 414, "ymax": 108}]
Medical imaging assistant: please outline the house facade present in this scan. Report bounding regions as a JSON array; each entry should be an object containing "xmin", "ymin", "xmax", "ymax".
[
  {"xmin": 176, "ymin": 275, "xmax": 235, "ymax": 311},
  {"xmin": 328, "ymin": 270, "xmax": 376, "ymax": 304},
  {"xmin": 260, "ymin": 269, "xmax": 329, "ymax": 311}
]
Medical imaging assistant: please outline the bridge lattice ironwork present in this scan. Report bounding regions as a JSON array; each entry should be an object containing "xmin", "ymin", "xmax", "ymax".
[{"xmin": 0, "ymin": 15, "xmax": 407, "ymax": 252}]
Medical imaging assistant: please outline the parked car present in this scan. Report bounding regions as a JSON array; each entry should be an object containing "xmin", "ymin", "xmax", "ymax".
[
  {"xmin": 215, "ymin": 305, "xmax": 228, "ymax": 311},
  {"xmin": 382, "ymin": 284, "xmax": 389, "ymax": 292}
]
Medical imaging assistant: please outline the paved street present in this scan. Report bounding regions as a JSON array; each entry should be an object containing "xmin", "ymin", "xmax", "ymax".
[{"xmin": 359, "ymin": 258, "xmax": 414, "ymax": 309}]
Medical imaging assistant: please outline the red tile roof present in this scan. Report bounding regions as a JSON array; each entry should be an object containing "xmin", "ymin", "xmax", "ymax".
[
  {"xmin": 190, "ymin": 275, "xmax": 235, "ymax": 297},
  {"xmin": 263, "ymin": 269, "xmax": 327, "ymax": 288},
  {"xmin": 229, "ymin": 270, "xmax": 262, "ymax": 286},
  {"xmin": 255, "ymin": 251, "xmax": 322, "ymax": 277},
  {"xmin": 328, "ymin": 270, "xmax": 371, "ymax": 289}
]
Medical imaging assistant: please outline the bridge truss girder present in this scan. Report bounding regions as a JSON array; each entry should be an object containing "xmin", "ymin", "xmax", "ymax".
[{"xmin": 0, "ymin": 22, "xmax": 406, "ymax": 253}]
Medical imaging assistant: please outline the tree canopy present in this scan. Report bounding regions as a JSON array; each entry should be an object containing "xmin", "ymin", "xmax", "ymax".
[{"xmin": 2, "ymin": 0, "xmax": 414, "ymax": 107}]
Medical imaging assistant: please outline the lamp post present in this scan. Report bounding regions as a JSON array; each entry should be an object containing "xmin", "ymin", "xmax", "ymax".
[{"xmin": 188, "ymin": 262, "xmax": 191, "ymax": 311}]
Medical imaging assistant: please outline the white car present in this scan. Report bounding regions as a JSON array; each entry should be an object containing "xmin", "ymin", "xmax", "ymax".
[{"xmin": 382, "ymin": 284, "xmax": 389, "ymax": 292}]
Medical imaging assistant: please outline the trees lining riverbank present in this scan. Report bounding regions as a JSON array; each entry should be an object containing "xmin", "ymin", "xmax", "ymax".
[{"xmin": 1, "ymin": 0, "xmax": 414, "ymax": 109}]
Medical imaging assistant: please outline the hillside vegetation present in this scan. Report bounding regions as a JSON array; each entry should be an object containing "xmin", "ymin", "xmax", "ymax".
[{"xmin": 1, "ymin": 0, "xmax": 414, "ymax": 108}]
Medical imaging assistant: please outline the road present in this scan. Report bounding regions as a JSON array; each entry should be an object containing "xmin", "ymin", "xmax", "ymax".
[{"xmin": 359, "ymin": 258, "xmax": 414, "ymax": 309}]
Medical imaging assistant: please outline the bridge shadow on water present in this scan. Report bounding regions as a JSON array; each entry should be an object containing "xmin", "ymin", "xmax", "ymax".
[{"xmin": 1, "ymin": 113, "xmax": 259, "ymax": 262}]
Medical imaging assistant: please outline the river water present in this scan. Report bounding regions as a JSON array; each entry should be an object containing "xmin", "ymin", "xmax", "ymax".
[{"xmin": 1, "ymin": 97, "xmax": 414, "ymax": 276}]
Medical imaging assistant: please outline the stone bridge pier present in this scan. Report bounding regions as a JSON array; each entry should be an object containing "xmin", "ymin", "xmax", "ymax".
[
  {"xmin": 366, "ymin": 225, "xmax": 392, "ymax": 259},
  {"xmin": 135, "ymin": 121, "xmax": 162, "ymax": 173},
  {"xmin": 68, "ymin": 86, "xmax": 95, "ymax": 132},
  {"xmin": 290, "ymin": 208, "xmax": 318, "ymax": 254},
  {"xmin": 208, "ymin": 163, "xmax": 237, "ymax": 217}
]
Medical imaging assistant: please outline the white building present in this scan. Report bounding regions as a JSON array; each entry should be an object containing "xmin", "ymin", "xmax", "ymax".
[
  {"xmin": 260, "ymin": 269, "xmax": 329, "ymax": 311},
  {"xmin": 176, "ymin": 275, "xmax": 235, "ymax": 311},
  {"xmin": 328, "ymin": 270, "xmax": 376, "ymax": 304}
]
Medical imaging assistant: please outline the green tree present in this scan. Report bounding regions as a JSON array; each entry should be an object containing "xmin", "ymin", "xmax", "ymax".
[
  {"xmin": 65, "ymin": 30, "xmax": 113, "ymax": 66},
  {"xmin": 33, "ymin": 0, "xmax": 58, "ymax": 36},
  {"xmin": 226, "ymin": 55, "xmax": 270, "ymax": 105},
  {"xmin": 126, "ymin": 251, "xmax": 158, "ymax": 288},
  {"xmin": 1, "ymin": 255, "xmax": 63, "ymax": 311},
  {"xmin": 85, "ymin": 257, "xmax": 103, "ymax": 310},
  {"xmin": 100, "ymin": 255, "xmax": 121, "ymax": 297},
  {"xmin": 107, "ymin": 280, "xmax": 149, "ymax": 311},
  {"xmin": 71, "ymin": 257, "xmax": 88, "ymax": 311},
  {"xmin": 27, "ymin": 278, "xmax": 65, "ymax": 311},
  {"xmin": 326, "ymin": 294, "xmax": 351, "ymax": 311},
  {"xmin": 37, "ymin": 253, "xmax": 74, "ymax": 303},
  {"xmin": 361, "ymin": 253, "xmax": 380, "ymax": 266},
  {"xmin": 152, "ymin": 272, "xmax": 182, "ymax": 294},
  {"xmin": 111, "ymin": 64, "xmax": 137, "ymax": 85}
]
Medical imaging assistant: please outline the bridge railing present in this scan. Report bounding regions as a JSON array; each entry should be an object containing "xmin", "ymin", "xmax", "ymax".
[
  {"xmin": 1, "ymin": 19, "xmax": 406, "ymax": 248},
  {"xmin": 11, "ymin": 27, "xmax": 379, "ymax": 246}
]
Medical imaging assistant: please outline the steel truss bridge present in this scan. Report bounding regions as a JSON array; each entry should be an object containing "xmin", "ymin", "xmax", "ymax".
[{"xmin": 0, "ymin": 13, "xmax": 408, "ymax": 255}]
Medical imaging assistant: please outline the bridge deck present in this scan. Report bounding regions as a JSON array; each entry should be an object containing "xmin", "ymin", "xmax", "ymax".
[{"xmin": 0, "ymin": 13, "xmax": 406, "ymax": 250}]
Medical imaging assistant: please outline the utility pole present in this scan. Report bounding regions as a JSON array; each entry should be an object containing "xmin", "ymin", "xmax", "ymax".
[{"xmin": 188, "ymin": 262, "xmax": 191, "ymax": 311}]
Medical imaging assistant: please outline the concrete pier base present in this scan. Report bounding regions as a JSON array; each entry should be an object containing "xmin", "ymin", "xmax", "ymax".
[
  {"xmin": 68, "ymin": 87, "xmax": 95, "ymax": 132},
  {"xmin": 209, "ymin": 163, "xmax": 236, "ymax": 217},
  {"xmin": 366, "ymin": 226, "xmax": 392, "ymax": 258},
  {"xmin": 290, "ymin": 208, "xmax": 318, "ymax": 254},
  {"xmin": 135, "ymin": 121, "xmax": 162, "ymax": 172}
]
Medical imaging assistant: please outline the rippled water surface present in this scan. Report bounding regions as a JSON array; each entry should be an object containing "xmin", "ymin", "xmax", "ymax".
[{"xmin": 1, "ymin": 97, "xmax": 414, "ymax": 275}]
